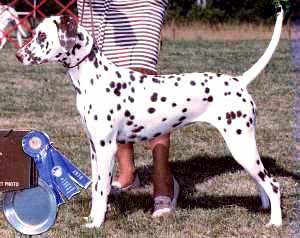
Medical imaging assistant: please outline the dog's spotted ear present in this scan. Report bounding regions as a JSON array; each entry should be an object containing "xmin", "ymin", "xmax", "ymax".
[{"xmin": 55, "ymin": 15, "xmax": 77, "ymax": 51}]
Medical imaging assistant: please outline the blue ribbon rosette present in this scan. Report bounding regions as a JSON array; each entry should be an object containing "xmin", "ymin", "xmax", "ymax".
[{"xmin": 22, "ymin": 131, "xmax": 91, "ymax": 206}]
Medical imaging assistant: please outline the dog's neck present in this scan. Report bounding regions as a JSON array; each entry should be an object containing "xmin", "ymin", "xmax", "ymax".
[{"xmin": 58, "ymin": 26, "xmax": 95, "ymax": 69}]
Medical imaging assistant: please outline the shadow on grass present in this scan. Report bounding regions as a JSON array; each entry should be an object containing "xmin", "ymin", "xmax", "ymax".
[{"xmin": 110, "ymin": 155, "xmax": 299, "ymax": 214}]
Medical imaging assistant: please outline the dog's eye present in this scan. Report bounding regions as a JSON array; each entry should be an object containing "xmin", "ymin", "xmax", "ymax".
[{"xmin": 37, "ymin": 32, "xmax": 46, "ymax": 43}]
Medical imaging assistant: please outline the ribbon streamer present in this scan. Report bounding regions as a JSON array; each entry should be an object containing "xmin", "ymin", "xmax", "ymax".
[{"xmin": 22, "ymin": 131, "xmax": 91, "ymax": 206}]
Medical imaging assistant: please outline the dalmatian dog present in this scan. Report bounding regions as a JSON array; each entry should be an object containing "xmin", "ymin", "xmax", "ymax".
[
  {"xmin": 0, "ymin": 4, "xmax": 27, "ymax": 49},
  {"xmin": 16, "ymin": 7, "xmax": 284, "ymax": 228}
]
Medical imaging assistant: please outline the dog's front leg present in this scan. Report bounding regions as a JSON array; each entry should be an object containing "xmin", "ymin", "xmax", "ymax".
[{"xmin": 85, "ymin": 135, "xmax": 117, "ymax": 228}]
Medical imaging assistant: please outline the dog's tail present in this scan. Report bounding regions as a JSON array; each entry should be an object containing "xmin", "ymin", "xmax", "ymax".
[{"xmin": 241, "ymin": 6, "xmax": 284, "ymax": 86}]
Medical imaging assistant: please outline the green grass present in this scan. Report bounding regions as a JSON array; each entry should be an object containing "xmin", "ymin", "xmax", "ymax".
[{"xmin": 0, "ymin": 38, "xmax": 299, "ymax": 237}]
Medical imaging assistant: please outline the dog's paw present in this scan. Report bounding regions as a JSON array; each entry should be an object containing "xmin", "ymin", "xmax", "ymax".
[
  {"xmin": 266, "ymin": 220, "xmax": 282, "ymax": 227},
  {"xmin": 83, "ymin": 215, "xmax": 105, "ymax": 228},
  {"xmin": 84, "ymin": 220, "xmax": 103, "ymax": 228}
]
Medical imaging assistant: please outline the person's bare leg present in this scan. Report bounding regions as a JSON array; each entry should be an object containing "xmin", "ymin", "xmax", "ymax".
[
  {"xmin": 114, "ymin": 143, "xmax": 135, "ymax": 187},
  {"xmin": 150, "ymin": 134, "xmax": 172, "ymax": 198}
]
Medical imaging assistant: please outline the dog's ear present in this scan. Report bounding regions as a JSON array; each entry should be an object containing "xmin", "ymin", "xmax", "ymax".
[{"xmin": 56, "ymin": 15, "xmax": 77, "ymax": 51}]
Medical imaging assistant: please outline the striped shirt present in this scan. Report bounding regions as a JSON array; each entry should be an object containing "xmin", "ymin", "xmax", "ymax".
[{"xmin": 77, "ymin": 0, "xmax": 168, "ymax": 73}]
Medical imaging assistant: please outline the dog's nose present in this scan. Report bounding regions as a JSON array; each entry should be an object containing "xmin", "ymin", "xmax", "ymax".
[{"xmin": 16, "ymin": 51, "xmax": 23, "ymax": 63}]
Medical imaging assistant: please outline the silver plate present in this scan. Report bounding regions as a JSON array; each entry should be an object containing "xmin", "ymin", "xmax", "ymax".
[{"xmin": 3, "ymin": 178, "xmax": 57, "ymax": 235}]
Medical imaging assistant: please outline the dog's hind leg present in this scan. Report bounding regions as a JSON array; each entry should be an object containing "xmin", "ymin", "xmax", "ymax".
[{"xmin": 212, "ymin": 122, "xmax": 282, "ymax": 226}]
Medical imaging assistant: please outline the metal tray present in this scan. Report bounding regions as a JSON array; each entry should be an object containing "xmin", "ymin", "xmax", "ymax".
[{"xmin": 3, "ymin": 178, "xmax": 57, "ymax": 235}]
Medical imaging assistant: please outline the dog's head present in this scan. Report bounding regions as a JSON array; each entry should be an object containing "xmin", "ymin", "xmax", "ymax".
[{"xmin": 16, "ymin": 15, "xmax": 78, "ymax": 65}]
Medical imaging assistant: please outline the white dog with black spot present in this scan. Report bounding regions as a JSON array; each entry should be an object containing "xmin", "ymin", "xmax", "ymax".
[{"xmin": 16, "ymin": 6, "xmax": 284, "ymax": 228}]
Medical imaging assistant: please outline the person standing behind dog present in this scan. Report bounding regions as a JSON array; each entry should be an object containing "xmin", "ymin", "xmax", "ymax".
[{"xmin": 77, "ymin": 0, "xmax": 179, "ymax": 217}]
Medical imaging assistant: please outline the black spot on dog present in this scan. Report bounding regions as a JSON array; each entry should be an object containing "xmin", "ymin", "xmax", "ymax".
[
  {"xmin": 256, "ymin": 160, "xmax": 260, "ymax": 165},
  {"xmin": 140, "ymin": 75, "xmax": 147, "ymax": 83},
  {"xmin": 271, "ymin": 183, "xmax": 279, "ymax": 193},
  {"xmin": 90, "ymin": 140, "xmax": 96, "ymax": 152},
  {"xmin": 116, "ymin": 71, "xmax": 122, "ymax": 78},
  {"xmin": 114, "ymin": 89, "xmax": 121, "ymax": 96},
  {"xmin": 78, "ymin": 32, "xmax": 84, "ymax": 41},
  {"xmin": 218, "ymin": 116, "xmax": 221, "ymax": 120},
  {"xmin": 151, "ymin": 93, "xmax": 158, "ymax": 102},
  {"xmin": 162, "ymin": 118, "xmax": 167, "ymax": 121},
  {"xmin": 161, "ymin": 97, "xmax": 167, "ymax": 102},
  {"xmin": 172, "ymin": 103, "xmax": 177, "ymax": 107},
  {"xmin": 94, "ymin": 115, "xmax": 98, "ymax": 120},
  {"xmin": 104, "ymin": 65, "xmax": 108, "ymax": 71},
  {"xmin": 190, "ymin": 81, "xmax": 196, "ymax": 86},
  {"xmin": 148, "ymin": 108, "xmax": 155, "ymax": 113},
  {"xmin": 230, "ymin": 111, "xmax": 236, "ymax": 119},
  {"xmin": 117, "ymin": 104, "xmax": 121, "ymax": 110},
  {"xmin": 100, "ymin": 140, "xmax": 105, "ymax": 146},
  {"xmin": 122, "ymin": 83, "xmax": 127, "ymax": 89},
  {"xmin": 246, "ymin": 122, "xmax": 250, "ymax": 127},
  {"xmin": 236, "ymin": 129, "xmax": 242, "ymax": 134},
  {"xmin": 125, "ymin": 110, "xmax": 131, "ymax": 117},
  {"xmin": 116, "ymin": 83, "xmax": 122, "ymax": 90},
  {"xmin": 249, "ymin": 118, "xmax": 253, "ymax": 124},
  {"xmin": 74, "ymin": 86, "xmax": 81, "ymax": 94},
  {"xmin": 110, "ymin": 81, "xmax": 115, "ymax": 88},
  {"xmin": 128, "ymin": 96, "xmax": 134, "ymax": 103},
  {"xmin": 232, "ymin": 77, "xmax": 239, "ymax": 82},
  {"xmin": 131, "ymin": 87, "xmax": 135, "ymax": 93},
  {"xmin": 172, "ymin": 121, "xmax": 183, "ymax": 127},
  {"xmin": 179, "ymin": 116, "xmax": 186, "ymax": 121},
  {"xmin": 152, "ymin": 77, "xmax": 161, "ymax": 83},
  {"xmin": 93, "ymin": 59, "xmax": 99, "ymax": 68},
  {"xmin": 71, "ymin": 44, "xmax": 81, "ymax": 56},
  {"xmin": 187, "ymin": 98, "xmax": 191, "ymax": 102},
  {"xmin": 182, "ymin": 108, "xmax": 188, "ymax": 113},
  {"xmin": 90, "ymin": 78, "xmax": 94, "ymax": 85},
  {"xmin": 153, "ymin": 132, "xmax": 162, "ymax": 137},
  {"xmin": 236, "ymin": 92, "xmax": 242, "ymax": 97},
  {"xmin": 205, "ymin": 88, "xmax": 210, "ymax": 93},
  {"xmin": 258, "ymin": 171, "xmax": 265, "ymax": 181},
  {"xmin": 224, "ymin": 81, "xmax": 229, "ymax": 86},
  {"xmin": 132, "ymin": 126, "xmax": 144, "ymax": 133},
  {"xmin": 130, "ymin": 74, "xmax": 135, "ymax": 81},
  {"xmin": 174, "ymin": 82, "xmax": 179, "ymax": 86},
  {"xmin": 127, "ymin": 121, "xmax": 133, "ymax": 126},
  {"xmin": 237, "ymin": 111, "xmax": 242, "ymax": 117},
  {"xmin": 227, "ymin": 119, "xmax": 232, "ymax": 125},
  {"xmin": 207, "ymin": 96, "xmax": 213, "ymax": 102},
  {"xmin": 107, "ymin": 115, "xmax": 111, "ymax": 121}
]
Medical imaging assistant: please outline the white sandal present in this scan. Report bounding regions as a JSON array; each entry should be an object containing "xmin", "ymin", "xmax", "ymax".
[{"xmin": 152, "ymin": 177, "xmax": 179, "ymax": 218}]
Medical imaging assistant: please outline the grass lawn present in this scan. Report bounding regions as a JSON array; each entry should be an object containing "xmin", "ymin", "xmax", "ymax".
[{"xmin": 0, "ymin": 37, "xmax": 298, "ymax": 237}]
